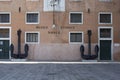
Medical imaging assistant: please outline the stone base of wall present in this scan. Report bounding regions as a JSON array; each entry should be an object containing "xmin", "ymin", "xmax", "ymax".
[
  {"xmin": 18, "ymin": 43, "xmax": 120, "ymax": 61},
  {"xmin": 113, "ymin": 44, "xmax": 120, "ymax": 61},
  {"xmin": 27, "ymin": 43, "xmax": 98, "ymax": 61},
  {"xmin": 11, "ymin": 59, "xmax": 27, "ymax": 62}
]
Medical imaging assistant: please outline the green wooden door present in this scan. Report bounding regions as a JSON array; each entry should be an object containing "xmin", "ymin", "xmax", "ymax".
[
  {"xmin": 0, "ymin": 40, "xmax": 9, "ymax": 59},
  {"xmin": 100, "ymin": 40, "xmax": 111, "ymax": 60}
]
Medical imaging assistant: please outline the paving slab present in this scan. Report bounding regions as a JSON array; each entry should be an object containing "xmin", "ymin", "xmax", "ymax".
[{"xmin": 0, "ymin": 63, "xmax": 120, "ymax": 80}]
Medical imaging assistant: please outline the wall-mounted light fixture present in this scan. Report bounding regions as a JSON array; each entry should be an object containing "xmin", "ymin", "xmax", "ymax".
[
  {"xmin": 88, "ymin": 8, "xmax": 90, "ymax": 13},
  {"xmin": 19, "ymin": 7, "xmax": 21, "ymax": 13}
]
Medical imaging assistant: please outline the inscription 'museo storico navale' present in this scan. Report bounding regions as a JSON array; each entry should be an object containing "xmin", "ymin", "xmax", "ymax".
[
  {"xmin": 61, "ymin": 26, "xmax": 75, "ymax": 29},
  {"xmin": 36, "ymin": 26, "xmax": 48, "ymax": 29},
  {"xmin": 48, "ymin": 31, "xmax": 60, "ymax": 34},
  {"xmin": 36, "ymin": 26, "xmax": 75, "ymax": 29}
]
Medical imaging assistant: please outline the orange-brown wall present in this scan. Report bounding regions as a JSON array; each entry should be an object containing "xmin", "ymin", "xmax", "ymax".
[{"xmin": 0, "ymin": 0, "xmax": 120, "ymax": 61}]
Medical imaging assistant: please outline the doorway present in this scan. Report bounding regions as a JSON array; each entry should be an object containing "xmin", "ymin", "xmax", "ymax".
[
  {"xmin": 0, "ymin": 27, "xmax": 11, "ymax": 59},
  {"xmin": 98, "ymin": 27, "xmax": 113, "ymax": 61}
]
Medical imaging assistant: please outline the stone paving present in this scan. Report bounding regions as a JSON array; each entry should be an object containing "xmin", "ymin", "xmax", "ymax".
[{"xmin": 0, "ymin": 63, "xmax": 120, "ymax": 80}]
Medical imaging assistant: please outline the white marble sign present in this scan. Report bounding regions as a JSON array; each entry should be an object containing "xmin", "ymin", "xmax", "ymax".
[{"xmin": 44, "ymin": 0, "xmax": 65, "ymax": 11}]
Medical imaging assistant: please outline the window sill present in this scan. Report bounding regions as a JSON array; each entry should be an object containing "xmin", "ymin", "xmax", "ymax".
[
  {"xmin": 0, "ymin": 23, "xmax": 11, "ymax": 24},
  {"xmin": 69, "ymin": 42, "xmax": 83, "ymax": 44},
  {"xmin": 26, "ymin": 23, "xmax": 39, "ymax": 25},
  {"xmin": 99, "ymin": 23, "xmax": 112, "ymax": 25},
  {"xmin": 69, "ymin": 23, "xmax": 83, "ymax": 25},
  {"xmin": 25, "ymin": 42, "xmax": 39, "ymax": 44}
]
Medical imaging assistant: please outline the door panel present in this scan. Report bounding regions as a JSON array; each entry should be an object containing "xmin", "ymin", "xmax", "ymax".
[
  {"xmin": 100, "ymin": 40, "xmax": 111, "ymax": 60},
  {"xmin": 0, "ymin": 40, "xmax": 9, "ymax": 59}
]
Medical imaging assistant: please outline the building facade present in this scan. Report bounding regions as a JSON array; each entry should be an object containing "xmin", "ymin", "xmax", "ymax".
[{"xmin": 0, "ymin": 0, "xmax": 120, "ymax": 61}]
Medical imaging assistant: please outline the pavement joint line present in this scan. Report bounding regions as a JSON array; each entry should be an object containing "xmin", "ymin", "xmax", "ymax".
[{"xmin": 0, "ymin": 61, "xmax": 120, "ymax": 64}]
